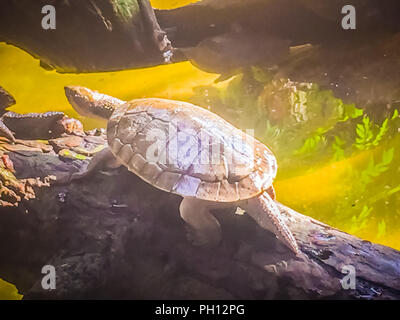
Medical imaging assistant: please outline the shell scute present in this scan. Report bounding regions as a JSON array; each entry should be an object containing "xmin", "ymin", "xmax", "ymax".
[
  {"xmin": 141, "ymin": 162, "xmax": 163, "ymax": 183},
  {"xmin": 115, "ymin": 112, "xmax": 152, "ymax": 145},
  {"xmin": 162, "ymin": 130, "xmax": 201, "ymax": 172},
  {"xmin": 128, "ymin": 153, "xmax": 147, "ymax": 173},
  {"xmin": 196, "ymin": 181, "xmax": 219, "ymax": 201},
  {"xmin": 173, "ymin": 175, "xmax": 202, "ymax": 197},
  {"xmin": 111, "ymin": 138, "xmax": 123, "ymax": 154},
  {"xmin": 218, "ymin": 179, "xmax": 240, "ymax": 202},
  {"xmin": 237, "ymin": 175, "xmax": 260, "ymax": 200},
  {"xmin": 118, "ymin": 144, "xmax": 134, "ymax": 164},
  {"xmin": 154, "ymin": 171, "xmax": 182, "ymax": 192}
]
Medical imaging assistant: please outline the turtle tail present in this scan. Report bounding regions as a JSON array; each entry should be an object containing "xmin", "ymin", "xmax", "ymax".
[
  {"xmin": 243, "ymin": 191, "xmax": 301, "ymax": 255},
  {"xmin": 64, "ymin": 86, "xmax": 125, "ymax": 120}
]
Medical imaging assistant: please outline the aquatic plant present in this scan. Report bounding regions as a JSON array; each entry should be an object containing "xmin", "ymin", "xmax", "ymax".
[{"xmin": 192, "ymin": 70, "xmax": 400, "ymax": 249}]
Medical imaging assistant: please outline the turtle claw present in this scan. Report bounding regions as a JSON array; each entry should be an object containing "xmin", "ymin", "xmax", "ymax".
[
  {"xmin": 264, "ymin": 260, "xmax": 288, "ymax": 274},
  {"xmin": 276, "ymin": 260, "xmax": 288, "ymax": 269}
]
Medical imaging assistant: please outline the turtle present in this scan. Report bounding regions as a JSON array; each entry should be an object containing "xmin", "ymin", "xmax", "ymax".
[
  {"xmin": 177, "ymin": 24, "xmax": 291, "ymax": 82},
  {"xmin": 0, "ymin": 86, "xmax": 17, "ymax": 142},
  {"xmin": 0, "ymin": 85, "xmax": 84, "ymax": 142},
  {"xmin": 64, "ymin": 85, "xmax": 300, "ymax": 255}
]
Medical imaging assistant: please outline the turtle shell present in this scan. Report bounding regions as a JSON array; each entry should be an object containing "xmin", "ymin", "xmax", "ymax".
[{"xmin": 107, "ymin": 98, "xmax": 277, "ymax": 202}]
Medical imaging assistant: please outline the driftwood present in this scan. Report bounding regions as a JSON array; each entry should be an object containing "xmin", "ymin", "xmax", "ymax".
[
  {"xmin": 157, "ymin": 0, "xmax": 400, "ymax": 47},
  {"xmin": 2, "ymin": 0, "xmax": 400, "ymax": 73},
  {"xmin": 0, "ymin": 127, "xmax": 399, "ymax": 299},
  {"xmin": 0, "ymin": 0, "xmax": 172, "ymax": 72}
]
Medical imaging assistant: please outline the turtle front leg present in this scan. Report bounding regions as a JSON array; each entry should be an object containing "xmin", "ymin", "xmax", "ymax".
[
  {"xmin": 57, "ymin": 147, "xmax": 121, "ymax": 184},
  {"xmin": 179, "ymin": 197, "xmax": 222, "ymax": 246},
  {"xmin": 241, "ymin": 190, "xmax": 300, "ymax": 255}
]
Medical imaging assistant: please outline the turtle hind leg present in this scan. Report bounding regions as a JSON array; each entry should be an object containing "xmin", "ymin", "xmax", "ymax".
[
  {"xmin": 241, "ymin": 190, "xmax": 300, "ymax": 255},
  {"xmin": 179, "ymin": 198, "xmax": 222, "ymax": 247}
]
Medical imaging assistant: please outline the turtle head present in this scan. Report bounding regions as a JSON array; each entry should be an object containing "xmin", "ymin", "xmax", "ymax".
[
  {"xmin": 0, "ymin": 86, "xmax": 16, "ymax": 111},
  {"xmin": 64, "ymin": 86, "xmax": 125, "ymax": 120}
]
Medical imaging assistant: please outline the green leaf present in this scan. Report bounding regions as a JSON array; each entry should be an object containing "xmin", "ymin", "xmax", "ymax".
[
  {"xmin": 377, "ymin": 220, "xmax": 386, "ymax": 239},
  {"xmin": 382, "ymin": 148, "xmax": 394, "ymax": 165},
  {"xmin": 354, "ymin": 117, "xmax": 374, "ymax": 150},
  {"xmin": 113, "ymin": 0, "xmax": 140, "ymax": 23},
  {"xmin": 295, "ymin": 134, "xmax": 327, "ymax": 155},
  {"xmin": 342, "ymin": 104, "xmax": 363, "ymax": 121},
  {"xmin": 332, "ymin": 136, "xmax": 346, "ymax": 161},
  {"xmin": 387, "ymin": 184, "xmax": 400, "ymax": 196},
  {"xmin": 349, "ymin": 205, "xmax": 372, "ymax": 233},
  {"xmin": 391, "ymin": 109, "xmax": 399, "ymax": 120},
  {"xmin": 360, "ymin": 148, "xmax": 394, "ymax": 184},
  {"xmin": 372, "ymin": 118, "xmax": 389, "ymax": 146}
]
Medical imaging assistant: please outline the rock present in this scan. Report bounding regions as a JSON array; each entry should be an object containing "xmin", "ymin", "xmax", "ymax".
[
  {"xmin": 53, "ymin": 116, "xmax": 85, "ymax": 137},
  {"xmin": 49, "ymin": 136, "xmax": 84, "ymax": 152},
  {"xmin": 2, "ymin": 111, "xmax": 65, "ymax": 140}
]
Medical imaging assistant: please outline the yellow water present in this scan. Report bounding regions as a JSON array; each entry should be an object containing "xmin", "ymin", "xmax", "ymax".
[
  {"xmin": 151, "ymin": 0, "xmax": 199, "ymax": 9},
  {"xmin": 275, "ymin": 142, "xmax": 400, "ymax": 251},
  {"xmin": 0, "ymin": 44, "xmax": 219, "ymax": 129},
  {"xmin": 1, "ymin": 0, "xmax": 398, "ymax": 299}
]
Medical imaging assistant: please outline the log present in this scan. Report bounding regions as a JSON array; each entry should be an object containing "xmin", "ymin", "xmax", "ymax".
[
  {"xmin": 0, "ymin": 0, "xmax": 172, "ymax": 72},
  {"xmin": 0, "ymin": 127, "xmax": 399, "ymax": 299},
  {"xmin": 156, "ymin": 0, "xmax": 400, "ymax": 48},
  {"xmin": 2, "ymin": 0, "xmax": 399, "ymax": 74}
]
